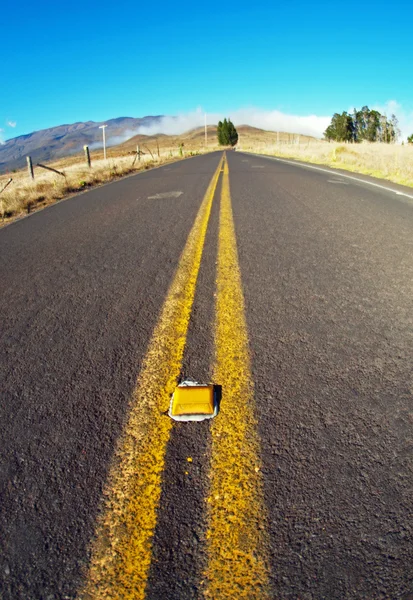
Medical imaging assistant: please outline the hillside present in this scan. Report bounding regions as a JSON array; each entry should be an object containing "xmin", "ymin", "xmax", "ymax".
[
  {"xmin": 117, "ymin": 125, "xmax": 316, "ymax": 154},
  {"xmin": 0, "ymin": 116, "xmax": 162, "ymax": 173}
]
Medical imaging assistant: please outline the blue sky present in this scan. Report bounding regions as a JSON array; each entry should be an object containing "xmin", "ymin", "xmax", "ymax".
[{"xmin": 2, "ymin": 0, "xmax": 413, "ymax": 140}]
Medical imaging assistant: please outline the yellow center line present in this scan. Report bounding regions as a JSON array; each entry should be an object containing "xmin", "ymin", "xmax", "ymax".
[
  {"xmin": 80, "ymin": 154, "xmax": 224, "ymax": 600},
  {"xmin": 205, "ymin": 154, "xmax": 270, "ymax": 599}
]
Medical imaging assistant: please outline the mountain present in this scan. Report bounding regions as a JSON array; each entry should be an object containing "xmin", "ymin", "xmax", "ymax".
[{"xmin": 0, "ymin": 116, "xmax": 162, "ymax": 173}]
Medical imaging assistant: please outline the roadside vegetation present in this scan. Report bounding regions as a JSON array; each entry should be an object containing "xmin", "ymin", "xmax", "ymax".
[
  {"xmin": 244, "ymin": 106, "xmax": 413, "ymax": 188},
  {"xmin": 244, "ymin": 139, "xmax": 413, "ymax": 188}
]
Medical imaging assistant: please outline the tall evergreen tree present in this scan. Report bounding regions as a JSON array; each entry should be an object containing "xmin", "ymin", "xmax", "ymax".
[
  {"xmin": 217, "ymin": 121, "xmax": 225, "ymax": 145},
  {"xmin": 217, "ymin": 118, "xmax": 238, "ymax": 146}
]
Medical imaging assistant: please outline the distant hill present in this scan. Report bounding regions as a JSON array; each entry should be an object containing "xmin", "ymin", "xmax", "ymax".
[
  {"xmin": 118, "ymin": 124, "xmax": 316, "ymax": 153},
  {"xmin": 0, "ymin": 116, "xmax": 162, "ymax": 173}
]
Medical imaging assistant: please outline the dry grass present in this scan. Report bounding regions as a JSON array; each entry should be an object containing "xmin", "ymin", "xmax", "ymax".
[{"xmin": 244, "ymin": 139, "xmax": 413, "ymax": 188}]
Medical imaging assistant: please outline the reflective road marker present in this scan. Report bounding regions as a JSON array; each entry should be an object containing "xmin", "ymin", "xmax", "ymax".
[
  {"xmin": 205, "ymin": 156, "xmax": 270, "ymax": 599},
  {"xmin": 81, "ymin": 155, "xmax": 223, "ymax": 600},
  {"xmin": 169, "ymin": 382, "xmax": 217, "ymax": 421}
]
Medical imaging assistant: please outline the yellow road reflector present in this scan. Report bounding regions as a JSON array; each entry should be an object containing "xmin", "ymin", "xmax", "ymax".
[{"xmin": 169, "ymin": 381, "xmax": 218, "ymax": 421}]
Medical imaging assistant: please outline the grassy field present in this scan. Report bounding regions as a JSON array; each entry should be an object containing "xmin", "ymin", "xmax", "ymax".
[{"xmin": 244, "ymin": 138, "xmax": 413, "ymax": 188}]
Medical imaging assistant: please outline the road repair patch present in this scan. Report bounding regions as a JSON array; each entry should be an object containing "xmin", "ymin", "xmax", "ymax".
[{"xmin": 148, "ymin": 191, "xmax": 183, "ymax": 199}]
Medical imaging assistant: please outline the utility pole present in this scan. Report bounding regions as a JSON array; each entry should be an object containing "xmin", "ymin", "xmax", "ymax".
[
  {"xmin": 205, "ymin": 113, "xmax": 207, "ymax": 149},
  {"xmin": 99, "ymin": 124, "xmax": 107, "ymax": 160}
]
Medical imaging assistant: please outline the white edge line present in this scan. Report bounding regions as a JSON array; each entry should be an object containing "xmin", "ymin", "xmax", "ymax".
[{"xmin": 246, "ymin": 153, "xmax": 413, "ymax": 201}]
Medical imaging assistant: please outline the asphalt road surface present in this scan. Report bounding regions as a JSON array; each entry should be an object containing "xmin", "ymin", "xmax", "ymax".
[{"xmin": 1, "ymin": 151, "xmax": 413, "ymax": 599}]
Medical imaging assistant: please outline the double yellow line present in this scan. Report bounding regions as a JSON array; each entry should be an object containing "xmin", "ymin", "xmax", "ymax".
[{"xmin": 81, "ymin": 154, "xmax": 269, "ymax": 599}]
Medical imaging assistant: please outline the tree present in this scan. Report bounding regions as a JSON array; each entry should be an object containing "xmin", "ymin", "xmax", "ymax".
[
  {"xmin": 217, "ymin": 118, "xmax": 238, "ymax": 146},
  {"xmin": 324, "ymin": 112, "xmax": 354, "ymax": 142},
  {"xmin": 407, "ymin": 134, "xmax": 413, "ymax": 144},
  {"xmin": 217, "ymin": 119, "xmax": 227, "ymax": 146},
  {"xmin": 366, "ymin": 110, "xmax": 381, "ymax": 142},
  {"xmin": 389, "ymin": 114, "xmax": 401, "ymax": 143},
  {"xmin": 325, "ymin": 106, "xmax": 400, "ymax": 144}
]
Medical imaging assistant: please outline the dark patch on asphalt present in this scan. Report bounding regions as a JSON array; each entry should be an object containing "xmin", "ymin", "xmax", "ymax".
[
  {"xmin": 145, "ymin": 174, "xmax": 222, "ymax": 600},
  {"xmin": 0, "ymin": 153, "xmax": 222, "ymax": 599},
  {"xmin": 227, "ymin": 150, "xmax": 413, "ymax": 599}
]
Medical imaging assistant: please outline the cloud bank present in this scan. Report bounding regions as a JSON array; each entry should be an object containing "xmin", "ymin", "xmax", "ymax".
[{"xmin": 137, "ymin": 107, "xmax": 331, "ymax": 139}]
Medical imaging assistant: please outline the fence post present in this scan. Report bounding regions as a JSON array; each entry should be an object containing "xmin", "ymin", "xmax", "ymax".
[
  {"xmin": 137, "ymin": 145, "xmax": 141, "ymax": 161},
  {"xmin": 27, "ymin": 156, "xmax": 34, "ymax": 180},
  {"xmin": 84, "ymin": 145, "xmax": 91, "ymax": 168}
]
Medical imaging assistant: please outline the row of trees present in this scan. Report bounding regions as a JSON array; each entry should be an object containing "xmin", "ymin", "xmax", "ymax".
[
  {"xmin": 324, "ymin": 106, "xmax": 400, "ymax": 143},
  {"xmin": 217, "ymin": 118, "xmax": 238, "ymax": 146}
]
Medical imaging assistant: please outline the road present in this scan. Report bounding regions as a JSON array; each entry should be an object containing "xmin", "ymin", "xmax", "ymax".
[{"xmin": 1, "ymin": 151, "xmax": 413, "ymax": 599}]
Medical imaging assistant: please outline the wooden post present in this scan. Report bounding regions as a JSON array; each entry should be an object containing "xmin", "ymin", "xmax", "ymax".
[
  {"xmin": 156, "ymin": 139, "xmax": 160, "ymax": 159},
  {"xmin": 27, "ymin": 156, "xmax": 34, "ymax": 180},
  {"xmin": 137, "ymin": 145, "xmax": 141, "ymax": 161},
  {"xmin": 84, "ymin": 145, "xmax": 91, "ymax": 168}
]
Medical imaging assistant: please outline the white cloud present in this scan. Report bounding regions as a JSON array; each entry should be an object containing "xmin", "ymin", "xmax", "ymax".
[
  {"xmin": 0, "ymin": 128, "xmax": 4, "ymax": 145},
  {"xmin": 136, "ymin": 107, "xmax": 330, "ymax": 139},
  {"xmin": 7, "ymin": 120, "xmax": 16, "ymax": 128}
]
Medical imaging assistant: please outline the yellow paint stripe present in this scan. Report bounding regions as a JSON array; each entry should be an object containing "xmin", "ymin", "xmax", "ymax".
[
  {"xmin": 205, "ymin": 154, "xmax": 270, "ymax": 598},
  {"xmin": 81, "ymin": 154, "xmax": 224, "ymax": 600}
]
